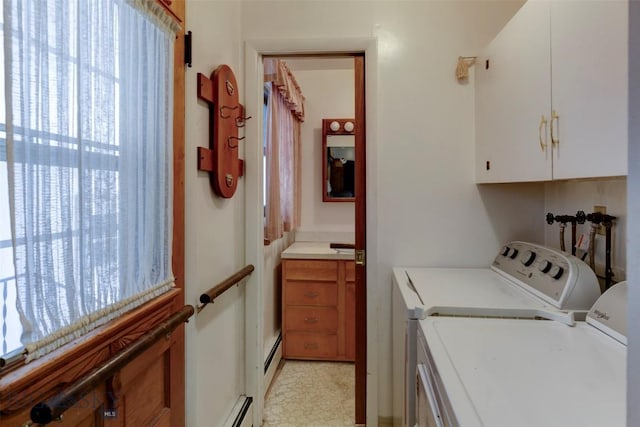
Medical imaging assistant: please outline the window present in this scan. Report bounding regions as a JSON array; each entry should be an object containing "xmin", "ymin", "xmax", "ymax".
[
  {"xmin": 0, "ymin": 0, "xmax": 178, "ymax": 363},
  {"xmin": 0, "ymin": 0, "xmax": 21, "ymax": 359}
]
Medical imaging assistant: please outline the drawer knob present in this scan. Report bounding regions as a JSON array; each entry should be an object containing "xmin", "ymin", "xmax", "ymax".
[
  {"xmin": 304, "ymin": 291, "xmax": 319, "ymax": 298},
  {"xmin": 304, "ymin": 342, "xmax": 319, "ymax": 350},
  {"xmin": 304, "ymin": 317, "xmax": 319, "ymax": 324}
]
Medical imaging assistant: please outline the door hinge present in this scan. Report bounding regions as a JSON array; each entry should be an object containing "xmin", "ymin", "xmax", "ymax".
[
  {"xmin": 355, "ymin": 249, "xmax": 366, "ymax": 266},
  {"xmin": 184, "ymin": 30, "xmax": 192, "ymax": 68}
]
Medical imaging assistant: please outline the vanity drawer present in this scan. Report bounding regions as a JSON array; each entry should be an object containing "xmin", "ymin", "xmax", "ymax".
[
  {"xmin": 285, "ymin": 306, "xmax": 339, "ymax": 332},
  {"xmin": 284, "ymin": 282, "xmax": 338, "ymax": 306},
  {"xmin": 284, "ymin": 332, "xmax": 338, "ymax": 359},
  {"xmin": 283, "ymin": 259, "xmax": 338, "ymax": 282}
]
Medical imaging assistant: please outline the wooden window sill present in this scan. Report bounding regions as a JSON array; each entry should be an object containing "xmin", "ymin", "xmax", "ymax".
[{"xmin": 0, "ymin": 288, "xmax": 182, "ymax": 416}]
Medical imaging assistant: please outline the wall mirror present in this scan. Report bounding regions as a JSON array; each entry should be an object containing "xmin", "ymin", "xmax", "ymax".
[{"xmin": 322, "ymin": 118, "xmax": 355, "ymax": 202}]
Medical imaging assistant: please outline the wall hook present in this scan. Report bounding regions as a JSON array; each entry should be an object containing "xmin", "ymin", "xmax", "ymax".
[
  {"xmin": 220, "ymin": 105, "xmax": 240, "ymax": 119},
  {"xmin": 196, "ymin": 65, "xmax": 246, "ymax": 198},
  {"xmin": 456, "ymin": 56, "xmax": 477, "ymax": 82},
  {"xmin": 228, "ymin": 136, "xmax": 246, "ymax": 148},
  {"xmin": 235, "ymin": 115, "xmax": 253, "ymax": 128}
]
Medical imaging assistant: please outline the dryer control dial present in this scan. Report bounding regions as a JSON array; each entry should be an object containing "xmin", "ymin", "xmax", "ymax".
[
  {"xmin": 521, "ymin": 250, "xmax": 536, "ymax": 267},
  {"xmin": 549, "ymin": 265, "xmax": 564, "ymax": 280},
  {"xmin": 501, "ymin": 246, "xmax": 510, "ymax": 257},
  {"xmin": 539, "ymin": 260, "xmax": 552, "ymax": 273},
  {"xmin": 508, "ymin": 248, "xmax": 519, "ymax": 259}
]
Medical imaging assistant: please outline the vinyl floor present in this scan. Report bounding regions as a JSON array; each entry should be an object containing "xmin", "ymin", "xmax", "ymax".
[{"xmin": 262, "ymin": 360, "xmax": 355, "ymax": 427}]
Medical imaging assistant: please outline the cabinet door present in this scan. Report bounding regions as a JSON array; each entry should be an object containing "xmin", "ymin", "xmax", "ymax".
[
  {"xmin": 475, "ymin": 0, "xmax": 552, "ymax": 183},
  {"xmin": 550, "ymin": 0, "xmax": 628, "ymax": 179}
]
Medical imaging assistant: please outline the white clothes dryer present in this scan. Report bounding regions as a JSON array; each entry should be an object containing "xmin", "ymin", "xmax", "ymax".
[
  {"xmin": 391, "ymin": 241, "xmax": 601, "ymax": 427},
  {"xmin": 415, "ymin": 281, "xmax": 627, "ymax": 426}
]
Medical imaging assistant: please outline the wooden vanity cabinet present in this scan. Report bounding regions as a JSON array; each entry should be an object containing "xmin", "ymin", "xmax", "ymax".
[{"xmin": 282, "ymin": 259, "xmax": 356, "ymax": 361}]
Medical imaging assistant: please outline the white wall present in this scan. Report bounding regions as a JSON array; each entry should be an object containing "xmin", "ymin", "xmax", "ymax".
[
  {"xmin": 628, "ymin": 1, "xmax": 639, "ymax": 424},
  {"xmin": 184, "ymin": 2, "xmax": 247, "ymax": 426},
  {"xmin": 263, "ymin": 232, "xmax": 292, "ymax": 357},
  {"xmin": 544, "ymin": 179, "xmax": 627, "ymax": 282},
  {"xmin": 289, "ymin": 60, "xmax": 356, "ymax": 234},
  {"xmin": 243, "ymin": 1, "xmax": 540, "ymax": 421}
]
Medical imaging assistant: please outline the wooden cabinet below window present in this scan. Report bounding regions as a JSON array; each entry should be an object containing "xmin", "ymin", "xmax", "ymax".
[{"xmin": 282, "ymin": 259, "xmax": 355, "ymax": 361}]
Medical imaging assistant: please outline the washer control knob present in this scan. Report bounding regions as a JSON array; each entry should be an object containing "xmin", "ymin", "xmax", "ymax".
[
  {"xmin": 501, "ymin": 246, "xmax": 510, "ymax": 256},
  {"xmin": 521, "ymin": 250, "xmax": 536, "ymax": 266},
  {"xmin": 549, "ymin": 265, "xmax": 564, "ymax": 280},
  {"xmin": 539, "ymin": 260, "xmax": 552, "ymax": 273},
  {"xmin": 508, "ymin": 248, "xmax": 519, "ymax": 259}
]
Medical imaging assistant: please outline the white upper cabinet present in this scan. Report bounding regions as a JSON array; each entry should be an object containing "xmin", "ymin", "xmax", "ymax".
[
  {"xmin": 550, "ymin": 0, "xmax": 628, "ymax": 179},
  {"xmin": 476, "ymin": 0, "xmax": 552, "ymax": 183},
  {"xmin": 475, "ymin": 0, "xmax": 628, "ymax": 183}
]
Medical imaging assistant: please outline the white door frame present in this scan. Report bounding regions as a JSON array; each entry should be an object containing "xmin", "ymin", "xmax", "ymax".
[{"xmin": 243, "ymin": 37, "xmax": 379, "ymax": 426}]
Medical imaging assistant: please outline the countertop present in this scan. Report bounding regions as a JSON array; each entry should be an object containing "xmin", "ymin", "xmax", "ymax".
[{"xmin": 281, "ymin": 241, "xmax": 355, "ymax": 260}]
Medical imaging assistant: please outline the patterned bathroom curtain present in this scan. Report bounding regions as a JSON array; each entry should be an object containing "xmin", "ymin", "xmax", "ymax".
[{"xmin": 264, "ymin": 59, "xmax": 304, "ymax": 242}]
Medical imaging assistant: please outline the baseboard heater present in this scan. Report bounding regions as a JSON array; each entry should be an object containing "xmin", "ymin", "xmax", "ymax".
[
  {"xmin": 231, "ymin": 396, "xmax": 252, "ymax": 427},
  {"xmin": 264, "ymin": 333, "xmax": 282, "ymax": 374}
]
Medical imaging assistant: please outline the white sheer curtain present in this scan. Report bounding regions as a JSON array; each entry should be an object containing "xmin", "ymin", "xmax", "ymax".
[{"xmin": 3, "ymin": 0, "xmax": 176, "ymax": 362}]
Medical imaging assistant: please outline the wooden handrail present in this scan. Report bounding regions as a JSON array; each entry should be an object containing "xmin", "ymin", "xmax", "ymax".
[
  {"xmin": 197, "ymin": 264, "xmax": 254, "ymax": 313},
  {"xmin": 29, "ymin": 305, "xmax": 195, "ymax": 425}
]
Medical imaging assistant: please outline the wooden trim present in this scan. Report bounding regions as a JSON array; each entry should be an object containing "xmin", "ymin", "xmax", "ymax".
[
  {"xmin": 0, "ymin": 289, "xmax": 182, "ymax": 416},
  {"xmin": 29, "ymin": 306, "xmax": 194, "ymax": 424},
  {"xmin": 171, "ymin": 0, "xmax": 186, "ymax": 301},
  {"xmin": 170, "ymin": 1, "xmax": 186, "ymax": 425},
  {"xmin": 354, "ymin": 53, "xmax": 367, "ymax": 425}
]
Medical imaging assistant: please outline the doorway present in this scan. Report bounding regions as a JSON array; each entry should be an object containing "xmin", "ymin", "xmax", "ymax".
[{"xmin": 253, "ymin": 52, "xmax": 367, "ymax": 425}]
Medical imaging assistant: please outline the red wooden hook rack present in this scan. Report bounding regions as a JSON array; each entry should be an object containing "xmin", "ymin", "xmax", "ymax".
[{"xmin": 196, "ymin": 65, "xmax": 251, "ymax": 198}]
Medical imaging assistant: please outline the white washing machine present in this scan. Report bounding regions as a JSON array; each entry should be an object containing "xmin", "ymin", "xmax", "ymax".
[
  {"xmin": 415, "ymin": 281, "xmax": 627, "ymax": 426},
  {"xmin": 391, "ymin": 241, "xmax": 601, "ymax": 427}
]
